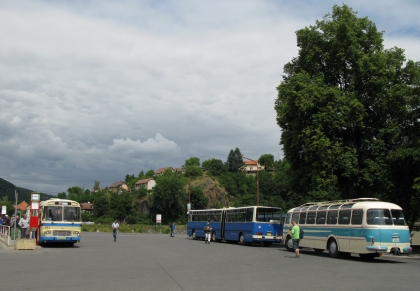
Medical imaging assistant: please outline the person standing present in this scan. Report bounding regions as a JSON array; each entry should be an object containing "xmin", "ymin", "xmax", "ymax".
[
  {"xmin": 112, "ymin": 219, "xmax": 119, "ymax": 242},
  {"xmin": 170, "ymin": 222, "xmax": 176, "ymax": 237},
  {"xmin": 204, "ymin": 222, "xmax": 212, "ymax": 244},
  {"xmin": 291, "ymin": 220, "xmax": 300, "ymax": 258},
  {"xmin": 19, "ymin": 214, "xmax": 30, "ymax": 239}
]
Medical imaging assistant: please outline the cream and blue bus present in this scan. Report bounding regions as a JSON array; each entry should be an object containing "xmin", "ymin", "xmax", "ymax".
[
  {"xmin": 187, "ymin": 206, "xmax": 283, "ymax": 246},
  {"xmin": 283, "ymin": 198, "xmax": 412, "ymax": 259},
  {"xmin": 37, "ymin": 198, "xmax": 82, "ymax": 246}
]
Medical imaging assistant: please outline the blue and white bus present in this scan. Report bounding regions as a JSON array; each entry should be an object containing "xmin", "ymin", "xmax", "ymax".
[
  {"xmin": 283, "ymin": 198, "xmax": 412, "ymax": 259},
  {"xmin": 187, "ymin": 206, "xmax": 283, "ymax": 246}
]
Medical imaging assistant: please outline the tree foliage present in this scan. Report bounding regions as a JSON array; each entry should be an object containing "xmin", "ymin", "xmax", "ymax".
[
  {"xmin": 275, "ymin": 4, "xmax": 420, "ymax": 225},
  {"xmin": 225, "ymin": 147, "xmax": 245, "ymax": 172},
  {"xmin": 258, "ymin": 154, "xmax": 274, "ymax": 170},
  {"xmin": 202, "ymin": 158, "xmax": 226, "ymax": 176},
  {"xmin": 184, "ymin": 157, "xmax": 200, "ymax": 167}
]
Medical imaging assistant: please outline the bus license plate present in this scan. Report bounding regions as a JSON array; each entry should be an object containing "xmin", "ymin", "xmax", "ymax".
[
  {"xmin": 266, "ymin": 231, "xmax": 272, "ymax": 236},
  {"xmin": 57, "ymin": 236, "xmax": 67, "ymax": 240},
  {"xmin": 392, "ymin": 237, "xmax": 399, "ymax": 242}
]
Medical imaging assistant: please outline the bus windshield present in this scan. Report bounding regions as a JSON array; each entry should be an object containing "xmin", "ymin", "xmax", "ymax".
[
  {"xmin": 256, "ymin": 207, "xmax": 282, "ymax": 222},
  {"xmin": 43, "ymin": 206, "xmax": 81, "ymax": 222},
  {"xmin": 366, "ymin": 209, "xmax": 406, "ymax": 225}
]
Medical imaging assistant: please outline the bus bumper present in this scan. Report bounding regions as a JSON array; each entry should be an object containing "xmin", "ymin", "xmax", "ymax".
[
  {"xmin": 39, "ymin": 236, "xmax": 80, "ymax": 243},
  {"xmin": 251, "ymin": 235, "xmax": 283, "ymax": 243}
]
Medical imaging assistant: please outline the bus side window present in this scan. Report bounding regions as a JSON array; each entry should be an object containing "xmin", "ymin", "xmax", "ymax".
[
  {"xmin": 316, "ymin": 212, "xmax": 326, "ymax": 224},
  {"xmin": 299, "ymin": 212, "xmax": 307, "ymax": 224}
]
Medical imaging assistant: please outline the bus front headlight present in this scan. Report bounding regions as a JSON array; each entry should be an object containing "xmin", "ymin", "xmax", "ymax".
[
  {"xmin": 43, "ymin": 231, "xmax": 51, "ymax": 236},
  {"xmin": 73, "ymin": 231, "xmax": 80, "ymax": 236}
]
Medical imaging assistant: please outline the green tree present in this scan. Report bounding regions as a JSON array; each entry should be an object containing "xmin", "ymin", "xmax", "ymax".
[
  {"xmin": 151, "ymin": 172, "xmax": 186, "ymax": 223},
  {"xmin": 202, "ymin": 158, "xmax": 227, "ymax": 176},
  {"xmin": 225, "ymin": 147, "xmax": 245, "ymax": 173},
  {"xmin": 275, "ymin": 4, "xmax": 420, "ymax": 224},
  {"xmin": 184, "ymin": 157, "xmax": 200, "ymax": 167},
  {"xmin": 57, "ymin": 192, "xmax": 66, "ymax": 199},
  {"xmin": 93, "ymin": 181, "xmax": 100, "ymax": 191},
  {"xmin": 145, "ymin": 169, "xmax": 155, "ymax": 177},
  {"xmin": 184, "ymin": 165, "xmax": 203, "ymax": 178},
  {"xmin": 258, "ymin": 154, "xmax": 275, "ymax": 171},
  {"xmin": 190, "ymin": 186, "xmax": 208, "ymax": 210}
]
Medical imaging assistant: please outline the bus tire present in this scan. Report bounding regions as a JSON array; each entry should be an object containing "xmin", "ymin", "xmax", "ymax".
[
  {"xmin": 211, "ymin": 231, "xmax": 216, "ymax": 242},
  {"xmin": 239, "ymin": 233, "xmax": 245, "ymax": 245},
  {"xmin": 192, "ymin": 230, "xmax": 197, "ymax": 240},
  {"xmin": 328, "ymin": 238, "xmax": 339, "ymax": 258},
  {"xmin": 285, "ymin": 236, "xmax": 294, "ymax": 252}
]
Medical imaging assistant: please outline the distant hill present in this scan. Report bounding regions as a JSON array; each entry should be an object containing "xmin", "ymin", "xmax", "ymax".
[{"xmin": 0, "ymin": 177, "xmax": 55, "ymax": 203}]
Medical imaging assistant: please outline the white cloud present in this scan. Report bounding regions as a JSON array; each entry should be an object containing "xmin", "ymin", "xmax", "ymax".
[{"xmin": 0, "ymin": 0, "xmax": 419, "ymax": 194}]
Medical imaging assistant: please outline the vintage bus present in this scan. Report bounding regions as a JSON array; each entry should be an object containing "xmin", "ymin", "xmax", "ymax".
[
  {"xmin": 37, "ymin": 198, "xmax": 82, "ymax": 246},
  {"xmin": 283, "ymin": 198, "xmax": 412, "ymax": 259},
  {"xmin": 187, "ymin": 206, "xmax": 283, "ymax": 246}
]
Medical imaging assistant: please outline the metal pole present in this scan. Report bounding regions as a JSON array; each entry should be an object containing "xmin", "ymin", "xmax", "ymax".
[{"xmin": 14, "ymin": 190, "xmax": 17, "ymax": 240}]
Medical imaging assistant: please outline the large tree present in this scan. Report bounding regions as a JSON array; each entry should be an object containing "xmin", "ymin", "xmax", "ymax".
[
  {"xmin": 275, "ymin": 5, "xmax": 420, "ymax": 224},
  {"xmin": 225, "ymin": 147, "xmax": 245, "ymax": 173}
]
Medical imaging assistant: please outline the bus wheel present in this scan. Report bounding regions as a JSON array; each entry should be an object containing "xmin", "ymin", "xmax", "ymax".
[
  {"xmin": 328, "ymin": 239, "xmax": 339, "ymax": 258},
  {"xmin": 192, "ymin": 230, "xmax": 197, "ymax": 240},
  {"xmin": 285, "ymin": 237, "xmax": 294, "ymax": 252},
  {"xmin": 211, "ymin": 231, "xmax": 216, "ymax": 242},
  {"xmin": 239, "ymin": 233, "xmax": 245, "ymax": 245}
]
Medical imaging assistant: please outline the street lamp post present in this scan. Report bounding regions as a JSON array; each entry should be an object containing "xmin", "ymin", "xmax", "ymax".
[{"xmin": 242, "ymin": 156, "xmax": 260, "ymax": 206}]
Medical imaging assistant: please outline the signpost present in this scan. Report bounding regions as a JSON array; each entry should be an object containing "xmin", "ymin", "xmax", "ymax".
[{"xmin": 156, "ymin": 214, "xmax": 161, "ymax": 233}]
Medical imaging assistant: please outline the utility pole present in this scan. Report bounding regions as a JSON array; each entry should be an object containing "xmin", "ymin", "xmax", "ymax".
[{"xmin": 14, "ymin": 190, "xmax": 18, "ymax": 240}]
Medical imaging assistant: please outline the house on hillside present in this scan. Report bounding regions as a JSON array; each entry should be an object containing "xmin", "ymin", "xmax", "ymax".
[
  {"xmin": 80, "ymin": 202, "xmax": 94, "ymax": 215},
  {"xmin": 174, "ymin": 167, "xmax": 185, "ymax": 174},
  {"xmin": 243, "ymin": 160, "xmax": 264, "ymax": 175},
  {"xmin": 109, "ymin": 181, "xmax": 129, "ymax": 193},
  {"xmin": 135, "ymin": 178, "xmax": 156, "ymax": 190},
  {"xmin": 155, "ymin": 167, "xmax": 174, "ymax": 176},
  {"xmin": 16, "ymin": 201, "xmax": 28, "ymax": 216}
]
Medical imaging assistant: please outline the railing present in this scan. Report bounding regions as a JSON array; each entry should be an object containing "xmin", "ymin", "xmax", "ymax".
[{"xmin": 0, "ymin": 225, "xmax": 21, "ymax": 247}]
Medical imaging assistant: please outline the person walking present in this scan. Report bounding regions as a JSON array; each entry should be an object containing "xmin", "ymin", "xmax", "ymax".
[
  {"xmin": 19, "ymin": 214, "xmax": 30, "ymax": 239},
  {"xmin": 170, "ymin": 222, "xmax": 176, "ymax": 237},
  {"xmin": 204, "ymin": 222, "xmax": 212, "ymax": 244},
  {"xmin": 112, "ymin": 219, "xmax": 119, "ymax": 242},
  {"xmin": 291, "ymin": 220, "xmax": 301, "ymax": 258}
]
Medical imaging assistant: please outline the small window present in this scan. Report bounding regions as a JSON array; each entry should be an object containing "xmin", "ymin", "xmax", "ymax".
[
  {"xmin": 338, "ymin": 210, "xmax": 351, "ymax": 225},
  {"xmin": 329, "ymin": 205, "xmax": 341, "ymax": 210},
  {"xmin": 285, "ymin": 213, "xmax": 291, "ymax": 225},
  {"xmin": 327, "ymin": 211, "xmax": 338, "ymax": 224},
  {"xmin": 301, "ymin": 207, "xmax": 309, "ymax": 211},
  {"xmin": 306, "ymin": 212, "xmax": 316, "ymax": 224},
  {"xmin": 308, "ymin": 206, "xmax": 319, "ymax": 211},
  {"xmin": 292, "ymin": 213, "xmax": 299, "ymax": 224},
  {"xmin": 351, "ymin": 210, "xmax": 363, "ymax": 225},
  {"xmin": 316, "ymin": 212, "xmax": 326, "ymax": 224},
  {"xmin": 299, "ymin": 212, "xmax": 307, "ymax": 224},
  {"xmin": 318, "ymin": 206, "xmax": 329, "ymax": 210},
  {"xmin": 340, "ymin": 203, "xmax": 355, "ymax": 209}
]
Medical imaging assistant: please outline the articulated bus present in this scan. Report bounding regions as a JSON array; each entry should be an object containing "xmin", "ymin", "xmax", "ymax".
[
  {"xmin": 283, "ymin": 198, "xmax": 412, "ymax": 259},
  {"xmin": 37, "ymin": 198, "xmax": 82, "ymax": 246},
  {"xmin": 187, "ymin": 206, "xmax": 283, "ymax": 246}
]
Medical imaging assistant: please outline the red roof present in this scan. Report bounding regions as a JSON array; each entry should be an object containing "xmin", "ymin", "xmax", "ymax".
[{"xmin": 17, "ymin": 201, "xmax": 28, "ymax": 211}]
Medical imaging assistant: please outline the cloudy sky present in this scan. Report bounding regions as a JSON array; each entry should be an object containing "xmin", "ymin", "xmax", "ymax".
[{"xmin": 1, "ymin": 0, "xmax": 419, "ymax": 195}]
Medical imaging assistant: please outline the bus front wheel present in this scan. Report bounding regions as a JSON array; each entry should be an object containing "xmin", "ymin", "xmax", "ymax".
[
  {"xmin": 285, "ymin": 237, "xmax": 294, "ymax": 252},
  {"xmin": 192, "ymin": 230, "xmax": 197, "ymax": 240},
  {"xmin": 328, "ymin": 239, "xmax": 339, "ymax": 258}
]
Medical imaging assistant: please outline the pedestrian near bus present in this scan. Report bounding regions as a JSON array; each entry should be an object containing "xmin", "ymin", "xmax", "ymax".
[
  {"xmin": 112, "ymin": 219, "xmax": 119, "ymax": 242},
  {"xmin": 291, "ymin": 220, "xmax": 300, "ymax": 258},
  {"xmin": 170, "ymin": 222, "xmax": 176, "ymax": 237},
  {"xmin": 203, "ymin": 222, "xmax": 212, "ymax": 244},
  {"xmin": 19, "ymin": 214, "xmax": 30, "ymax": 239}
]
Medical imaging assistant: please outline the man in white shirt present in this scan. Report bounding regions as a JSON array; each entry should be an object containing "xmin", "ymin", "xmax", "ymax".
[
  {"xmin": 112, "ymin": 219, "xmax": 119, "ymax": 242},
  {"xmin": 18, "ymin": 214, "xmax": 30, "ymax": 239}
]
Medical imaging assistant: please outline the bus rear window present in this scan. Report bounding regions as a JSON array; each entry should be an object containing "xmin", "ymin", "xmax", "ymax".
[
  {"xmin": 367, "ymin": 209, "xmax": 392, "ymax": 225},
  {"xmin": 391, "ymin": 210, "xmax": 406, "ymax": 226}
]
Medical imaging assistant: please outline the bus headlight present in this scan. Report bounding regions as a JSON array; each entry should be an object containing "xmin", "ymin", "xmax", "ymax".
[
  {"xmin": 43, "ymin": 231, "xmax": 51, "ymax": 236},
  {"xmin": 73, "ymin": 231, "xmax": 80, "ymax": 236}
]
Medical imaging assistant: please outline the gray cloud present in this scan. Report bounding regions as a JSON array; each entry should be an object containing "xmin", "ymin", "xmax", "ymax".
[{"xmin": 1, "ymin": 0, "xmax": 419, "ymax": 194}]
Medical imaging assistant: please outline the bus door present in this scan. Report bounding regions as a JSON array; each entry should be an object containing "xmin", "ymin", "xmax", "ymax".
[{"xmin": 221, "ymin": 210, "xmax": 227, "ymax": 241}]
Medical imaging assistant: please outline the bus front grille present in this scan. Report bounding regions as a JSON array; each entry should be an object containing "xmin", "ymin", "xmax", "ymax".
[{"xmin": 53, "ymin": 231, "xmax": 71, "ymax": 236}]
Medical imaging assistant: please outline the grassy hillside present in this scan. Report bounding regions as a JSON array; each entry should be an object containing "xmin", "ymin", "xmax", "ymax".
[{"xmin": 0, "ymin": 177, "xmax": 54, "ymax": 203}]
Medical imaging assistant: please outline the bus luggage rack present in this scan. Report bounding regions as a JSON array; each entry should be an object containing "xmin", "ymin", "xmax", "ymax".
[{"xmin": 53, "ymin": 231, "xmax": 71, "ymax": 236}]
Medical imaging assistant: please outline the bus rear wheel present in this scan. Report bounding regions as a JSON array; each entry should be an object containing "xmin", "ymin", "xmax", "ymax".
[
  {"xmin": 285, "ymin": 237, "xmax": 294, "ymax": 252},
  {"xmin": 239, "ymin": 233, "xmax": 245, "ymax": 245},
  {"xmin": 328, "ymin": 239, "xmax": 339, "ymax": 258}
]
